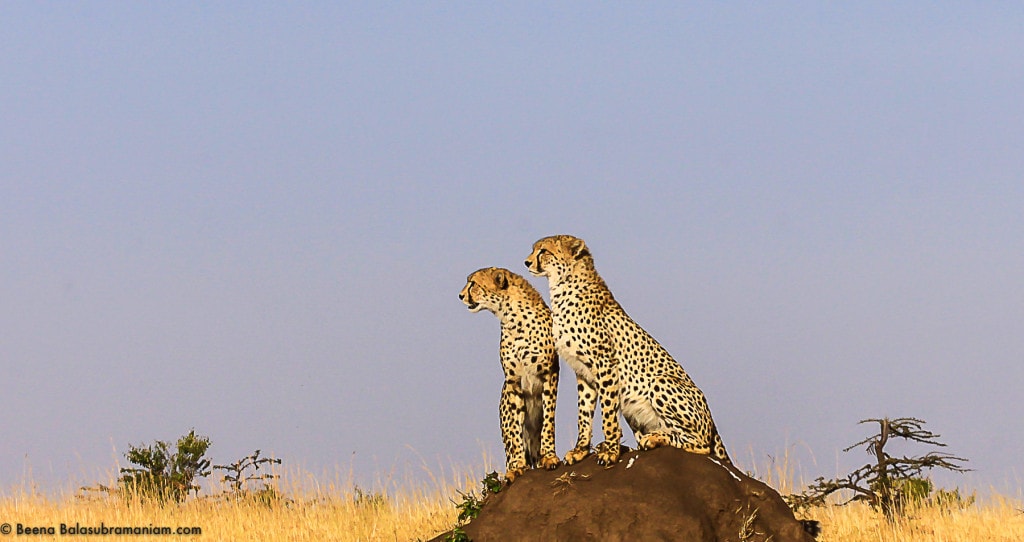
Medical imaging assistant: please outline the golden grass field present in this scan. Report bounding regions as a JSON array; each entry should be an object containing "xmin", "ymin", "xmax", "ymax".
[
  {"xmin": 747, "ymin": 452, "xmax": 1024, "ymax": 542},
  {"xmin": 2, "ymin": 456, "xmax": 1021, "ymax": 542}
]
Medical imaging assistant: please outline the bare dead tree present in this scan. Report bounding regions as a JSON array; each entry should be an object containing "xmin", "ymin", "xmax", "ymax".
[{"xmin": 786, "ymin": 417, "xmax": 969, "ymax": 520}]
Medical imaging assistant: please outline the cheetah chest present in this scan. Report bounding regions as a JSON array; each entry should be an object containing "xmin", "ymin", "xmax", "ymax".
[{"xmin": 551, "ymin": 317, "xmax": 598, "ymax": 385}]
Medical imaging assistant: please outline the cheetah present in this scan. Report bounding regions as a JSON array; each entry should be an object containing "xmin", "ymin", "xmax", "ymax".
[
  {"xmin": 525, "ymin": 235, "xmax": 730, "ymax": 467},
  {"xmin": 459, "ymin": 267, "xmax": 561, "ymax": 482}
]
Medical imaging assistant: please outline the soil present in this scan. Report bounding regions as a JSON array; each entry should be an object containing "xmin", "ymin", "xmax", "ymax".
[{"xmin": 428, "ymin": 446, "xmax": 818, "ymax": 542}]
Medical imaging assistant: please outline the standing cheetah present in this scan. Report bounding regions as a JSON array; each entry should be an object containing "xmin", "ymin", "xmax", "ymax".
[
  {"xmin": 525, "ymin": 235, "xmax": 730, "ymax": 467},
  {"xmin": 459, "ymin": 267, "xmax": 561, "ymax": 482}
]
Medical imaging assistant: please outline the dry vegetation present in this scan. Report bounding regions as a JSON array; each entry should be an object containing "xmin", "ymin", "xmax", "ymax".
[
  {"xmin": 1, "ymin": 456, "xmax": 1021, "ymax": 541},
  {"xmin": 748, "ymin": 449, "xmax": 1024, "ymax": 542},
  {"xmin": 0, "ymin": 462, "xmax": 476, "ymax": 542},
  {"xmin": 804, "ymin": 497, "xmax": 1024, "ymax": 542}
]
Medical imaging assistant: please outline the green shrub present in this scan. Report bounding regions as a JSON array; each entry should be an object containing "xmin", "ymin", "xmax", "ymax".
[
  {"xmin": 445, "ymin": 471, "xmax": 503, "ymax": 542},
  {"xmin": 118, "ymin": 429, "xmax": 211, "ymax": 503}
]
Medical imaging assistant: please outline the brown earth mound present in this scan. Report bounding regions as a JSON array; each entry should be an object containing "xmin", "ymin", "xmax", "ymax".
[{"xmin": 429, "ymin": 446, "xmax": 817, "ymax": 542}]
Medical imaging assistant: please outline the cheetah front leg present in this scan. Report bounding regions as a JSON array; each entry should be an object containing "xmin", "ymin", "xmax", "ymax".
[
  {"xmin": 594, "ymin": 361, "xmax": 623, "ymax": 466},
  {"xmin": 538, "ymin": 363, "xmax": 561, "ymax": 470},
  {"xmin": 499, "ymin": 379, "xmax": 528, "ymax": 483},
  {"xmin": 564, "ymin": 374, "xmax": 597, "ymax": 465}
]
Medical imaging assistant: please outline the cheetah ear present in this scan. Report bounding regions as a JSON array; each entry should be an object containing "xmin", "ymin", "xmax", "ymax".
[
  {"xmin": 570, "ymin": 238, "xmax": 591, "ymax": 260},
  {"xmin": 494, "ymin": 269, "xmax": 510, "ymax": 290}
]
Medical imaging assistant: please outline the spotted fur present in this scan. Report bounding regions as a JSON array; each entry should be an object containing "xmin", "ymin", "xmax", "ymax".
[
  {"xmin": 525, "ymin": 235, "xmax": 730, "ymax": 467},
  {"xmin": 459, "ymin": 267, "xmax": 560, "ymax": 482}
]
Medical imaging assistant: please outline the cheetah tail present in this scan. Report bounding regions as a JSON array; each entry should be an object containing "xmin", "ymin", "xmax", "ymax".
[{"xmin": 711, "ymin": 425, "xmax": 732, "ymax": 465}]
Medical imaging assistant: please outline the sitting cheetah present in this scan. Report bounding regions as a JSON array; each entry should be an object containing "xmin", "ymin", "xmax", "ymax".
[
  {"xmin": 459, "ymin": 267, "xmax": 561, "ymax": 482},
  {"xmin": 525, "ymin": 235, "xmax": 730, "ymax": 467}
]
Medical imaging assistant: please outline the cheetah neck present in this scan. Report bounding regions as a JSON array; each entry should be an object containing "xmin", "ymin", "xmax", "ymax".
[
  {"xmin": 545, "ymin": 273, "xmax": 565, "ymax": 296},
  {"xmin": 548, "ymin": 266, "xmax": 603, "ymax": 309},
  {"xmin": 547, "ymin": 260, "xmax": 587, "ymax": 290},
  {"xmin": 493, "ymin": 300, "xmax": 515, "ymax": 327},
  {"xmin": 495, "ymin": 298, "xmax": 537, "ymax": 329}
]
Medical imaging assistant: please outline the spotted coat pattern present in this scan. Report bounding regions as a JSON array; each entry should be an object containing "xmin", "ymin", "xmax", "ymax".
[
  {"xmin": 459, "ymin": 267, "xmax": 561, "ymax": 482},
  {"xmin": 525, "ymin": 235, "xmax": 730, "ymax": 467}
]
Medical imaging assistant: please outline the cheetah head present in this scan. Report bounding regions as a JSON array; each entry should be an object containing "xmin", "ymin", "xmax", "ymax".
[
  {"xmin": 459, "ymin": 267, "xmax": 513, "ymax": 314},
  {"xmin": 525, "ymin": 235, "xmax": 591, "ymax": 279}
]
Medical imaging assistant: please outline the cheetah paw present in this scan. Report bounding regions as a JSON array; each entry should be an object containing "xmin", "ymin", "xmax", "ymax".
[
  {"xmin": 595, "ymin": 441, "xmax": 621, "ymax": 467},
  {"xmin": 563, "ymin": 446, "xmax": 591, "ymax": 465},
  {"xmin": 504, "ymin": 465, "xmax": 527, "ymax": 484},
  {"xmin": 539, "ymin": 452, "xmax": 561, "ymax": 470},
  {"xmin": 637, "ymin": 433, "xmax": 672, "ymax": 450}
]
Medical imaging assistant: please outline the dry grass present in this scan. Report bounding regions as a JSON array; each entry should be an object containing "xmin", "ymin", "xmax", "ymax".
[
  {"xmin": 0, "ymin": 490, "xmax": 458, "ymax": 541},
  {"xmin": 1, "ymin": 455, "xmax": 1021, "ymax": 541},
  {"xmin": 745, "ymin": 447, "xmax": 1024, "ymax": 542},
  {"xmin": 806, "ymin": 496, "xmax": 1024, "ymax": 542},
  {"xmin": 0, "ymin": 461, "xmax": 481, "ymax": 542}
]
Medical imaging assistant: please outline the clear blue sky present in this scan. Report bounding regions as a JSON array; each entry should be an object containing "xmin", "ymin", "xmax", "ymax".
[{"xmin": 2, "ymin": 3, "xmax": 1022, "ymax": 495}]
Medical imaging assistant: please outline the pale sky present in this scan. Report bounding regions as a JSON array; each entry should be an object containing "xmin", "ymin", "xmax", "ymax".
[{"xmin": 2, "ymin": 3, "xmax": 1022, "ymax": 495}]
